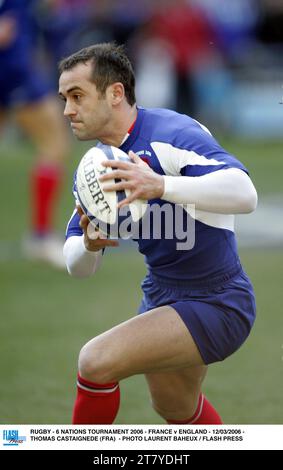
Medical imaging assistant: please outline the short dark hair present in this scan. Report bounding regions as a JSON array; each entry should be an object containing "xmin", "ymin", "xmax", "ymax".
[{"xmin": 59, "ymin": 43, "xmax": 136, "ymax": 106}]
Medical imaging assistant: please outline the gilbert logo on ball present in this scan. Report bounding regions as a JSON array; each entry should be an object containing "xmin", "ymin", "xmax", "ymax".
[{"xmin": 76, "ymin": 145, "xmax": 148, "ymax": 238}]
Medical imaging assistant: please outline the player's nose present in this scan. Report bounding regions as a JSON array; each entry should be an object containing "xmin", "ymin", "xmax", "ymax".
[{"xmin": 64, "ymin": 100, "xmax": 76, "ymax": 117}]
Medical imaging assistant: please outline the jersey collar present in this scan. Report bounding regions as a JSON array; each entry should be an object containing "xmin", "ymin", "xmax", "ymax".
[{"xmin": 119, "ymin": 107, "xmax": 145, "ymax": 152}]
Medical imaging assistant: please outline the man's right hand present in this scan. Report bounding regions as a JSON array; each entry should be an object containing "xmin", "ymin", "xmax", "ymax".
[{"xmin": 77, "ymin": 206, "xmax": 119, "ymax": 251}]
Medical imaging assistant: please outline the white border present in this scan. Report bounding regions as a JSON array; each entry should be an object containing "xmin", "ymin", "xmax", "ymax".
[{"xmin": 1, "ymin": 425, "xmax": 283, "ymax": 450}]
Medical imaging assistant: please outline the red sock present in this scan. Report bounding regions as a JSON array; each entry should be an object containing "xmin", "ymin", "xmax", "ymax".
[
  {"xmin": 31, "ymin": 162, "xmax": 63, "ymax": 235},
  {"xmin": 167, "ymin": 394, "xmax": 222, "ymax": 424},
  {"xmin": 72, "ymin": 374, "xmax": 120, "ymax": 424}
]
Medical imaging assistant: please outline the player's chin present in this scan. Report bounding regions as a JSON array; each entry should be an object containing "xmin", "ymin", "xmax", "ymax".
[{"xmin": 71, "ymin": 128, "xmax": 89, "ymax": 141}]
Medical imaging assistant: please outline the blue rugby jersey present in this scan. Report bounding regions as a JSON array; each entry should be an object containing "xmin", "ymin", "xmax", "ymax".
[{"xmin": 66, "ymin": 107, "xmax": 248, "ymax": 283}]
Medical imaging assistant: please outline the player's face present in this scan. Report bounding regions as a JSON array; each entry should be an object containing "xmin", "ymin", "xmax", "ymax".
[{"xmin": 58, "ymin": 62, "xmax": 113, "ymax": 141}]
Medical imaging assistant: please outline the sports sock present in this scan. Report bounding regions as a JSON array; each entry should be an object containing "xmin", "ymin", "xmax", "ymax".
[
  {"xmin": 72, "ymin": 374, "xmax": 120, "ymax": 424},
  {"xmin": 31, "ymin": 162, "xmax": 63, "ymax": 235},
  {"xmin": 167, "ymin": 394, "xmax": 222, "ymax": 424}
]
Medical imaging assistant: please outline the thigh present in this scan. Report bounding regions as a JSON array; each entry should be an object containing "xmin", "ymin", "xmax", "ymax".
[
  {"xmin": 145, "ymin": 365, "xmax": 208, "ymax": 420},
  {"xmin": 14, "ymin": 96, "xmax": 69, "ymax": 162},
  {"xmin": 81, "ymin": 305, "xmax": 205, "ymax": 381}
]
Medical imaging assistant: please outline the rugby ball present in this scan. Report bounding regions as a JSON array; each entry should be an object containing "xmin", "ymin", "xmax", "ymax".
[{"xmin": 75, "ymin": 145, "xmax": 148, "ymax": 238}]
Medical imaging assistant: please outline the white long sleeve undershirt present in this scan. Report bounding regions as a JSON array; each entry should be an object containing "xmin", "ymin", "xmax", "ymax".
[
  {"xmin": 162, "ymin": 168, "xmax": 258, "ymax": 214},
  {"xmin": 64, "ymin": 168, "xmax": 257, "ymax": 278},
  {"xmin": 63, "ymin": 235, "xmax": 103, "ymax": 278}
]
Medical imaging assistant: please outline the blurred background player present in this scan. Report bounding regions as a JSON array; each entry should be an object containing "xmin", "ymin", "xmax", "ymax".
[
  {"xmin": 0, "ymin": 0, "xmax": 69, "ymax": 268},
  {"xmin": 138, "ymin": 0, "xmax": 217, "ymax": 117}
]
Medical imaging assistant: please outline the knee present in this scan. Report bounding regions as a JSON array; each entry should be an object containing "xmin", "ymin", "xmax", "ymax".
[{"xmin": 78, "ymin": 339, "xmax": 117, "ymax": 385}]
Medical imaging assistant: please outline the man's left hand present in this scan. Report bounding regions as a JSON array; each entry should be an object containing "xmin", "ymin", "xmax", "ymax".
[{"xmin": 99, "ymin": 151, "xmax": 164, "ymax": 209}]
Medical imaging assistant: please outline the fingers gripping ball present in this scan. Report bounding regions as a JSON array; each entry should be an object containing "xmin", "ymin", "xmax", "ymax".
[{"xmin": 75, "ymin": 145, "xmax": 148, "ymax": 238}]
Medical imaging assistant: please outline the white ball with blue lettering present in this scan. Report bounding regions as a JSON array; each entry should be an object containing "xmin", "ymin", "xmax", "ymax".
[{"xmin": 75, "ymin": 145, "xmax": 148, "ymax": 238}]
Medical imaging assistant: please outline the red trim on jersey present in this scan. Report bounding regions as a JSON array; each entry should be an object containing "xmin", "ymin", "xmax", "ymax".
[
  {"xmin": 140, "ymin": 156, "xmax": 150, "ymax": 166},
  {"xmin": 127, "ymin": 119, "xmax": 136, "ymax": 134}
]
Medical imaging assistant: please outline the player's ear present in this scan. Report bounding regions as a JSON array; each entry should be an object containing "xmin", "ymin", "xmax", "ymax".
[{"xmin": 108, "ymin": 82, "xmax": 124, "ymax": 105}]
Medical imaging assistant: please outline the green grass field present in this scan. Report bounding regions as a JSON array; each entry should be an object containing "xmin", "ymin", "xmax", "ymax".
[{"xmin": 0, "ymin": 136, "xmax": 282, "ymax": 424}]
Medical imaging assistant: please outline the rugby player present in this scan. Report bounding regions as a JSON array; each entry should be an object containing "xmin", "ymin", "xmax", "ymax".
[{"xmin": 59, "ymin": 43, "xmax": 257, "ymax": 424}]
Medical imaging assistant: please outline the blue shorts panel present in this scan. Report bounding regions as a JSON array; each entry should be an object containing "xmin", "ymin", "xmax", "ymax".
[
  {"xmin": 0, "ymin": 63, "xmax": 53, "ymax": 108},
  {"xmin": 138, "ymin": 267, "xmax": 256, "ymax": 364}
]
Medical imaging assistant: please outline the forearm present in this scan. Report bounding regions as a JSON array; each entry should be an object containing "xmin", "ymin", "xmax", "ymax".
[
  {"xmin": 162, "ymin": 168, "xmax": 258, "ymax": 214},
  {"xmin": 63, "ymin": 235, "xmax": 103, "ymax": 278}
]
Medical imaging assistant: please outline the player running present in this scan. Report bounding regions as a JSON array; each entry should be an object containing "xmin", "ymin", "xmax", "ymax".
[{"xmin": 59, "ymin": 43, "xmax": 257, "ymax": 424}]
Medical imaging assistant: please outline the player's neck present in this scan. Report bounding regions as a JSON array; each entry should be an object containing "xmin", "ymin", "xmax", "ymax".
[{"xmin": 100, "ymin": 104, "xmax": 137, "ymax": 148}]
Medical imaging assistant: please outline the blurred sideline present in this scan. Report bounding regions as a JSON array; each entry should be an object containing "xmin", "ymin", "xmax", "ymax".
[{"xmin": 236, "ymin": 194, "xmax": 283, "ymax": 247}]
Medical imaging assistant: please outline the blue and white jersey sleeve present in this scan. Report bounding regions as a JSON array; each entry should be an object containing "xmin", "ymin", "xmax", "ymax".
[
  {"xmin": 150, "ymin": 119, "xmax": 248, "ymax": 178},
  {"xmin": 65, "ymin": 171, "xmax": 83, "ymax": 240}
]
